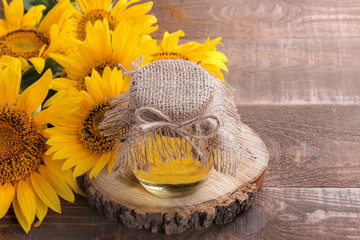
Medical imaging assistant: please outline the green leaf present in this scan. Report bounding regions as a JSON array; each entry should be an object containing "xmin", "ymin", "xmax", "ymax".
[
  {"xmin": 24, "ymin": 0, "xmax": 59, "ymax": 16},
  {"xmin": 44, "ymin": 58, "xmax": 64, "ymax": 78},
  {"xmin": 21, "ymin": 58, "xmax": 64, "ymax": 92},
  {"xmin": 21, "ymin": 58, "xmax": 64, "ymax": 108},
  {"xmin": 21, "ymin": 65, "xmax": 40, "ymax": 92}
]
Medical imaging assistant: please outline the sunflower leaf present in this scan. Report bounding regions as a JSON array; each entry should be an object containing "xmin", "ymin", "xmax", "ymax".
[
  {"xmin": 21, "ymin": 58, "xmax": 63, "ymax": 109},
  {"xmin": 21, "ymin": 58, "xmax": 63, "ymax": 92},
  {"xmin": 24, "ymin": 0, "xmax": 58, "ymax": 15},
  {"xmin": 21, "ymin": 66, "xmax": 38, "ymax": 92}
]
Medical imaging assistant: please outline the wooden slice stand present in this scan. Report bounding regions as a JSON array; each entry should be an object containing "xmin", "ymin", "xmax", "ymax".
[{"xmin": 78, "ymin": 124, "xmax": 268, "ymax": 235}]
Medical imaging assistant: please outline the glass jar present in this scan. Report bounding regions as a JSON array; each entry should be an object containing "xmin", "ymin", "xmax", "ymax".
[{"xmin": 133, "ymin": 135, "xmax": 213, "ymax": 198}]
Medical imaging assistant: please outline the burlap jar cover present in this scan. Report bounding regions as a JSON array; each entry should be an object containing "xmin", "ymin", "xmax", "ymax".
[{"xmin": 100, "ymin": 59, "xmax": 256, "ymax": 177}]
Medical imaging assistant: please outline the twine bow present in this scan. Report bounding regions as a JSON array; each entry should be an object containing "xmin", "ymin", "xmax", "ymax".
[
  {"xmin": 135, "ymin": 107, "xmax": 220, "ymax": 159},
  {"xmin": 118, "ymin": 55, "xmax": 143, "ymax": 77}
]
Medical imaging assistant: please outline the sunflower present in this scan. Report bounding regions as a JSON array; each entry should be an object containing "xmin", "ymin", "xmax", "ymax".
[
  {"xmin": 69, "ymin": 0, "xmax": 157, "ymax": 41},
  {"xmin": 50, "ymin": 18, "xmax": 156, "ymax": 91},
  {"xmin": 0, "ymin": 0, "xmax": 81, "ymax": 73},
  {"xmin": 0, "ymin": 58, "xmax": 82, "ymax": 233},
  {"xmin": 45, "ymin": 66, "xmax": 130, "ymax": 179},
  {"xmin": 150, "ymin": 30, "xmax": 228, "ymax": 80}
]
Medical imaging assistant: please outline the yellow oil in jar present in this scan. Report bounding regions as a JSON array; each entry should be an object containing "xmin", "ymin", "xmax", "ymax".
[{"xmin": 133, "ymin": 136, "xmax": 212, "ymax": 198}]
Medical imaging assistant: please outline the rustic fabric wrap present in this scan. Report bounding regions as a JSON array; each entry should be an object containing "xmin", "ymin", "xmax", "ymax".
[{"xmin": 100, "ymin": 59, "xmax": 256, "ymax": 176}]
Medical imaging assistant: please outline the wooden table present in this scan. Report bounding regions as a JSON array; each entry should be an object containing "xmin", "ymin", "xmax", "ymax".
[{"xmin": 1, "ymin": 0, "xmax": 360, "ymax": 239}]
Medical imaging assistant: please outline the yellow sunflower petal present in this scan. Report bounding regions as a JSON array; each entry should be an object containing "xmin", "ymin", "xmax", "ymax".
[
  {"xmin": 17, "ymin": 69, "xmax": 52, "ymax": 115},
  {"xmin": 150, "ymin": 30, "xmax": 228, "ymax": 79},
  {"xmin": 49, "ymin": 113, "xmax": 83, "ymax": 129},
  {"xmin": 119, "ymin": 2, "xmax": 157, "ymax": 33},
  {"xmin": 89, "ymin": 152, "xmax": 111, "ymax": 178},
  {"xmin": 111, "ymin": 0, "xmax": 140, "ymax": 14},
  {"xmin": 47, "ymin": 134, "xmax": 80, "ymax": 146},
  {"xmin": 21, "ymin": 4, "xmax": 46, "ymax": 28},
  {"xmin": 120, "ymin": 2, "xmax": 154, "ymax": 20},
  {"xmin": 33, "ymin": 191, "xmax": 48, "ymax": 227},
  {"xmin": 3, "ymin": 58, "xmax": 21, "ymax": 107},
  {"xmin": 17, "ymin": 180, "xmax": 36, "ymax": 226},
  {"xmin": 39, "ymin": 165, "xmax": 75, "ymax": 203},
  {"xmin": 0, "ymin": 19, "xmax": 7, "ymax": 35},
  {"xmin": 34, "ymin": 99, "xmax": 82, "ymax": 126},
  {"xmin": 30, "ymin": 172, "xmax": 61, "ymax": 213},
  {"xmin": 103, "ymin": 66, "xmax": 130, "ymax": 97},
  {"xmin": 80, "ymin": 0, "xmax": 112, "ymax": 10},
  {"xmin": 0, "ymin": 182, "xmax": 15, "ymax": 219},
  {"xmin": 51, "ymin": 143, "xmax": 84, "ymax": 160},
  {"xmin": 107, "ymin": 151, "xmax": 116, "ymax": 173},
  {"xmin": 107, "ymin": 67, "xmax": 127, "ymax": 97},
  {"xmin": 85, "ymin": 69, "xmax": 104, "ymax": 103},
  {"xmin": 13, "ymin": 192, "xmax": 31, "ymax": 233},
  {"xmin": 28, "ymin": 57, "xmax": 45, "ymax": 74},
  {"xmin": 19, "ymin": 57, "xmax": 31, "ymax": 70},
  {"xmin": 100, "ymin": 66, "xmax": 111, "ymax": 93},
  {"xmin": 112, "ymin": 20, "xmax": 147, "ymax": 70},
  {"xmin": 49, "ymin": 53, "xmax": 87, "ymax": 80},
  {"xmin": 49, "ymin": 78, "xmax": 79, "ymax": 92},
  {"xmin": 0, "ymin": 55, "xmax": 17, "ymax": 68},
  {"xmin": 161, "ymin": 30, "xmax": 185, "ymax": 52},
  {"xmin": 2, "ymin": 0, "xmax": 24, "ymax": 31},
  {"xmin": 0, "ymin": 67, "xmax": 6, "ymax": 107},
  {"xmin": 73, "ymin": 154, "xmax": 98, "ymax": 177},
  {"xmin": 38, "ymin": 0, "xmax": 74, "ymax": 33},
  {"xmin": 85, "ymin": 19, "xmax": 112, "ymax": 61},
  {"xmin": 45, "ymin": 126, "xmax": 73, "ymax": 138},
  {"xmin": 43, "ymin": 157, "xmax": 86, "ymax": 197},
  {"xmin": 76, "ymin": 0, "xmax": 90, "ymax": 12},
  {"xmin": 61, "ymin": 149, "xmax": 92, "ymax": 170},
  {"xmin": 43, "ymin": 24, "xmax": 82, "ymax": 58}
]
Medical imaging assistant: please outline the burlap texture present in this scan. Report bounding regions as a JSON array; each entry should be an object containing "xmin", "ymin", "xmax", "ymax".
[{"xmin": 100, "ymin": 59, "xmax": 256, "ymax": 176}]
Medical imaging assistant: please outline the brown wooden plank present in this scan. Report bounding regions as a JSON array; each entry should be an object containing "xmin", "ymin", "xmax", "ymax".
[
  {"xmin": 152, "ymin": 0, "xmax": 360, "ymax": 40},
  {"xmin": 0, "ymin": 195, "xmax": 232, "ymax": 239},
  {"xmin": 2, "ymin": 1, "xmax": 360, "ymax": 103},
  {"xmin": 215, "ymin": 187, "xmax": 360, "ymax": 240},
  {"xmin": 172, "ymin": 38, "xmax": 360, "ymax": 104},
  {"xmin": 150, "ymin": 0, "xmax": 360, "ymax": 104},
  {"xmin": 238, "ymin": 104, "xmax": 360, "ymax": 188},
  {"xmin": 1, "ymin": 187, "xmax": 359, "ymax": 239},
  {"xmin": 222, "ymin": 39, "xmax": 360, "ymax": 104}
]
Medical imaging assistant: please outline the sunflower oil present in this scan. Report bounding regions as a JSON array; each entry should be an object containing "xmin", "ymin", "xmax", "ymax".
[{"xmin": 133, "ymin": 136, "xmax": 213, "ymax": 198}]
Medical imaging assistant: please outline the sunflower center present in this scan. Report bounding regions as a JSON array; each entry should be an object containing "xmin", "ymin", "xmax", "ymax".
[
  {"xmin": 0, "ymin": 29, "xmax": 49, "ymax": 59},
  {"xmin": 80, "ymin": 101, "xmax": 116, "ymax": 153},
  {"xmin": 77, "ymin": 10, "xmax": 118, "ymax": 41},
  {"xmin": 152, "ymin": 51, "xmax": 190, "ymax": 61},
  {"xmin": 0, "ymin": 107, "xmax": 46, "ymax": 185},
  {"xmin": 79, "ymin": 61, "xmax": 119, "ymax": 91}
]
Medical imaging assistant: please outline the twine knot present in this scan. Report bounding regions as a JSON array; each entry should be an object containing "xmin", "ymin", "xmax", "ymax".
[
  {"xmin": 118, "ymin": 55, "xmax": 143, "ymax": 77},
  {"xmin": 135, "ymin": 107, "xmax": 220, "ymax": 159}
]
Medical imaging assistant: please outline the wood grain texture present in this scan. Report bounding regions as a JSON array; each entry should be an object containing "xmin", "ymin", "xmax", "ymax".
[
  {"xmin": 151, "ymin": 0, "xmax": 360, "ymax": 104},
  {"xmin": 78, "ymin": 174, "xmax": 258, "ymax": 235},
  {"xmin": 151, "ymin": 0, "xmax": 360, "ymax": 40},
  {"xmin": 2, "ymin": 0, "xmax": 360, "ymax": 103},
  {"xmin": 1, "ymin": 187, "xmax": 359, "ymax": 240},
  {"xmin": 222, "ymin": 39, "xmax": 360, "ymax": 103},
  {"xmin": 239, "ymin": 104, "xmax": 360, "ymax": 188},
  {"xmin": 211, "ymin": 187, "xmax": 360, "ymax": 240}
]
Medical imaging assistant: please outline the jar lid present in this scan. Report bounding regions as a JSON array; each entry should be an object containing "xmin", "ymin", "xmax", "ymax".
[{"xmin": 131, "ymin": 59, "xmax": 215, "ymax": 121}]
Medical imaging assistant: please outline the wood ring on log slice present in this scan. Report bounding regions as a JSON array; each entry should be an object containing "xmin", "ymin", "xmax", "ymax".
[{"xmin": 78, "ymin": 124, "xmax": 269, "ymax": 235}]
